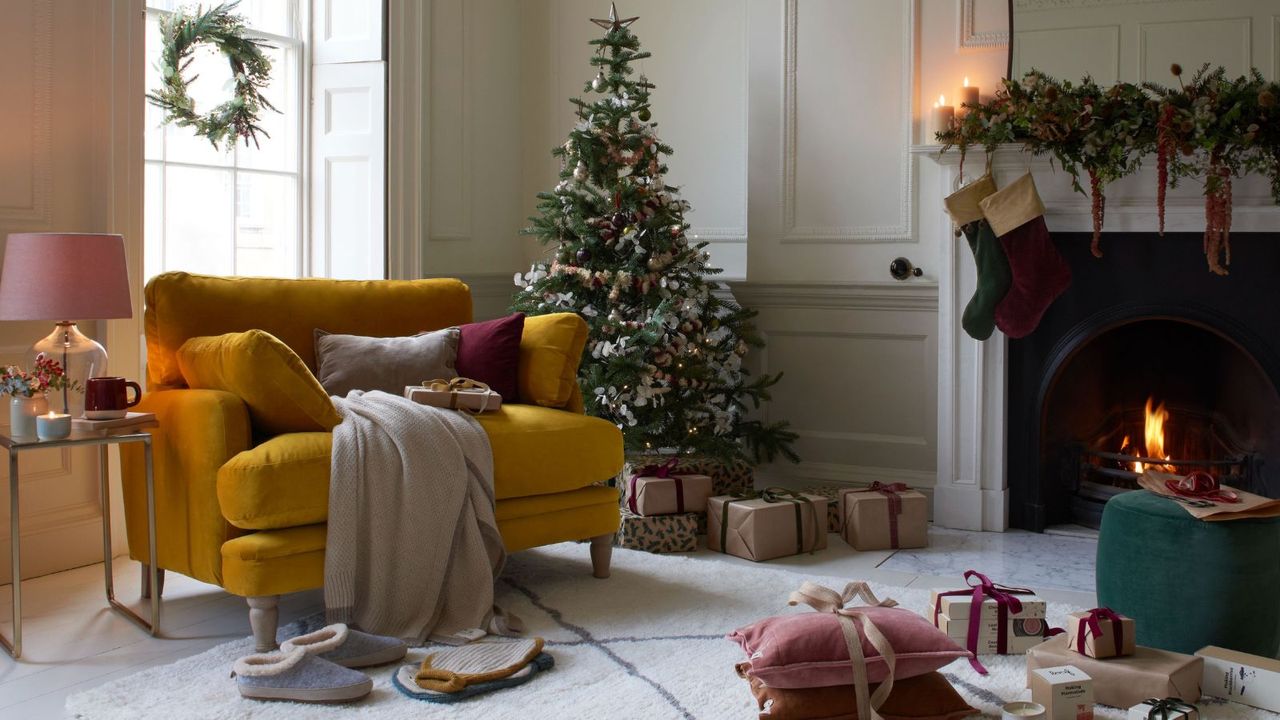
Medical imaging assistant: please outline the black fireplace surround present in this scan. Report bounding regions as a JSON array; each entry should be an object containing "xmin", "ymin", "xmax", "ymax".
[{"xmin": 1006, "ymin": 231, "xmax": 1280, "ymax": 531}]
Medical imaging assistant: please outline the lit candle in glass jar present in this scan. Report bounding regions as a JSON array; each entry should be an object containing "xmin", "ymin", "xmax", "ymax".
[{"xmin": 36, "ymin": 410, "xmax": 71, "ymax": 440}]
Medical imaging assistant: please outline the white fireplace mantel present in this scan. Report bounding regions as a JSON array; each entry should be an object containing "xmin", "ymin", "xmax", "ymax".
[{"xmin": 912, "ymin": 144, "xmax": 1280, "ymax": 531}]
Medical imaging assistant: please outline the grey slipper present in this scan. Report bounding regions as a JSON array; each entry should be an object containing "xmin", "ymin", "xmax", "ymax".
[
  {"xmin": 280, "ymin": 622, "xmax": 408, "ymax": 668},
  {"xmin": 233, "ymin": 646, "xmax": 372, "ymax": 703}
]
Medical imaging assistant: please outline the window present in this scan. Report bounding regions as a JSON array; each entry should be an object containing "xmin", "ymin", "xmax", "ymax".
[{"xmin": 144, "ymin": 0, "xmax": 305, "ymax": 280}]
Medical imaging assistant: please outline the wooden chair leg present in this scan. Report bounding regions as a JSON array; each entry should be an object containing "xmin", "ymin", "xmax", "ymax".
[
  {"xmin": 247, "ymin": 595, "xmax": 280, "ymax": 652},
  {"xmin": 140, "ymin": 565, "xmax": 165, "ymax": 599},
  {"xmin": 590, "ymin": 533, "xmax": 613, "ymax": 579}
]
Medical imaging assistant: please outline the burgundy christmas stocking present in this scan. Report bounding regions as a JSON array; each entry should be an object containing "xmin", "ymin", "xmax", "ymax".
[{"xmin": 980, "ymin": 173, "xmax": 1071, "ymax": 339}]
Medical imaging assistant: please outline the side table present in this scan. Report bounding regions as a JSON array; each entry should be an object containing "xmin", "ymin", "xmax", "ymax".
[{"xmin": 1, "ymin": 423, "xmax": 159, "ymax": 659}]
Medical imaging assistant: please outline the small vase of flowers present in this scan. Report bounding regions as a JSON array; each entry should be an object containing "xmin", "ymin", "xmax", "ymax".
[{"xmin": 2, "ymin": 354, "xmax": 82, "ymax": 437}]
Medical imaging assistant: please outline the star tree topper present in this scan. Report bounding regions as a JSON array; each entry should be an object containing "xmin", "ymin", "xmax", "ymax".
[{"xmin": 590, "ymin": 2, "xmax": 638, "ymax": 32}]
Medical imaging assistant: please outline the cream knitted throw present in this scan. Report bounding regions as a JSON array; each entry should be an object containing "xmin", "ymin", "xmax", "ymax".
[{"xmin": 326, "ymin": 390, "xmax": 505, "ymax": 644}]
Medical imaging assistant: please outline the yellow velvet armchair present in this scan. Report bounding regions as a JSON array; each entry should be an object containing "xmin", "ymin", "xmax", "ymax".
[{"xmin": 120, "ymin": 273, "xmax": 623, "ymax": 649}]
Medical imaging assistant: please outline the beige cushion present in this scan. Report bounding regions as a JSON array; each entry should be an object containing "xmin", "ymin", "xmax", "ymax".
[{"xmin": 314, "ymin": 328, "xmax": 459, "ymax": 397}]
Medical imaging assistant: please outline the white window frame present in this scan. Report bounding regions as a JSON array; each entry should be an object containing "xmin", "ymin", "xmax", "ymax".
[{"xmin": 143, "ymin": 1, "xmax": 310, "ymax": 279}]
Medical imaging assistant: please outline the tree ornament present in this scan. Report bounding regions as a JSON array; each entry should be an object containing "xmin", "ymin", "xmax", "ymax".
[
  {"xmin": 563, "ymin": 140, "xmax": 575, "ymax": 155},
  {"xmin": 573, "ymin": 161, "xmax": 589, "ymax": 181},
  {"xmin": 577, "ymin": 248, "xmax": 593, "ymax": 263},
  {"xmin": 637, "ymin": 107, "xmax": 651, "ymax": 122},
  {"xmin": 146, "ymin": 2, "xmax": 278, "ymax": 151},
  {"xmin": 592, "ymin": 71, "xmax": 607, "ymax": 92},
  {"xmin": 612, "ymin": 212, "xmax": 630, "ymax": 228}
]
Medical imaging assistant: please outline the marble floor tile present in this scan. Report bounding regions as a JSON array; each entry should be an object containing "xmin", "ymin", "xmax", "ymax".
[{"xmin": 880, "ymin": 526, "xmax": 1098, "ymax": 593}]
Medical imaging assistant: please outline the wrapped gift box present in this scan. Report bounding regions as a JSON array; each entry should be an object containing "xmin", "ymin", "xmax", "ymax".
[
  {"xmin": 1030, "ymin": 665, "xmax": 1094, "ymax": 720},
  {"xmin": 840, "ymin": 485, "xmax": 927, "ymax": 551},
  {"xmin": 617, "ymin": 455, "xmax": 752, "ymax": 500},
  {"xmin": 1126, "ymin": 698, "xmax": 1198, "ymax": 720},
  {"xmin": 801, "ymin": 485, "xmax": 845, "ymax": 533},
  {"xmin": 1197, "ymin": 645, "xmax": 1280, "ymax": 713},
  {"xmin": 935, "ymin": 613, "xmax": 1049, "ymax": 654},
  {"xmin": 404, "ymin": 384, "xmax": 502, "ymax": 412},
  {"xmin": 614, "ymin": 507, "xmax": 698, "ymax": 553},
  {"xmin": 930, "ymin": 589, "xmax": 1047, "ymax": 621},
  {"xmin": 1027, "ymin": 634, "xmax": 1203, "ymax": 709},
  {"xmin": 625, "ymin": 472, "xmax": 714, "ymax": 516},
  {"xmin": 1067, "ymin": 608, "xmax": 1135, "ymax": 659},
  {"xmin": 707, "ymin": 493, "xmax": 828, "ymax": 562}
]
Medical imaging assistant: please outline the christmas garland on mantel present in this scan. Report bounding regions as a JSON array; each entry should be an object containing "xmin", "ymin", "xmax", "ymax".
[{"xmin": 937, "ymin": 66, "xmax": 1280, "ymax": 275}]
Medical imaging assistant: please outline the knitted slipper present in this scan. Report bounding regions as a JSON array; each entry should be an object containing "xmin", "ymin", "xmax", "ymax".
[
  {"xmin": 233, "ymin": 646, "xmax": 372, "ymax": 703},
  {"xmin": 280, "ymin": 622, "xmax": 408, "ymax": 668},
  {"xmin": 392, "ymin": 653, "xmax": 555, "ymax": 703},
  {"xmin": 413, "ymin": 637, "xmax": 545, "ymax": 693}
]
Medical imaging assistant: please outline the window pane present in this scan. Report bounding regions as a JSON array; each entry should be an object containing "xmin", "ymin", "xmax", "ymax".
[
  {"xmin": 165, "ymin": 165, "xmax": 234, "ymax": 275},
  {"xmin": 237, "ymin": 45, "xmax": 298, "ymax": 172},
  {"xmin": 235, "ymin": 172, "xmax": 299, "ymax": 278},
  {"xmin": 145, "ymin": 2, "xmax": 295, "ymax": 38},
  {"xmin": 144, "ymin": 163, "xmax": 164, "ymax": 280},
  {"xmin": 144, "ymin": 15, "xmax": 165, "ymax": 161}
]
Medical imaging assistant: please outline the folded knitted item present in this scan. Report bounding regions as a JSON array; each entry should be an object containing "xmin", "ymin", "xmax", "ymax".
[
  {"xmin": 736, "ymin": 665, "xmax": 977, "ymax": 720},
  {"xmin": 392, "ymin": 652, "xmax": 554, "ymax": 703},
  {"xmin": 413, "ymin": 637, "xmax": 545, "ymax": 692}
]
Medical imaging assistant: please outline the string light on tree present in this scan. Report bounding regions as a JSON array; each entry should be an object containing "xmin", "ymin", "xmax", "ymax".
[{"xmin": 511, "ymin": 3, "xmax": 798, "ymax": 464}]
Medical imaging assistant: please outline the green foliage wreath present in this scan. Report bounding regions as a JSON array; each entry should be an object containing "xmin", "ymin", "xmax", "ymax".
[{"xmin": 146, "ymin": 2, "xmax": 277, "ymax": 151}]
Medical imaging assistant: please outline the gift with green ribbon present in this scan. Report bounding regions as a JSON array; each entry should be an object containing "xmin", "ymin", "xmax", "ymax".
[{"xmin": 708, "ymin": 487, "xmax": 828, "ymax": 562}]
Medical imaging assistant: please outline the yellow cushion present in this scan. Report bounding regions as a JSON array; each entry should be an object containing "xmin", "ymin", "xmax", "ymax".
[
  {"xmin": 477, "ymin": 404, "xmax": 622, "ymax": 499},
  {"xmin": 145, "ymin": 273, "xmax": 473, "ymax": 388},
  {"xmin": 518, "ymin": 313, "xmax": 588, "ymax": 408},
  {"xmin": 218, "ymin": 433, "xmax": 331, "ymax": 530},
  {"xmin": 178, "ymin": 330, "xmax": 342, "ymax": 435}
]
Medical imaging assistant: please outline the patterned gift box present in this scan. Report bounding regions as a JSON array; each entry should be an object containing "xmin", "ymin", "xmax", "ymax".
[
  {"xmin": 614, "ymin": 507, "xmax": 699, "ymax": 553},
  {"xmin": 800, "ymin": 485, "xmax": 845, "ymax": 533}
]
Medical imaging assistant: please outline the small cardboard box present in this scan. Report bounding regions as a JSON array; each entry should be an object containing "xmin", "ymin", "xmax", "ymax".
[
  {"xmin": 1197, "ymin": 645, "xmax": 1280, "ymax": 713},
  {"xmin": 1125, "ymin": 699, "xmax": 1198, "ymax": 720},
  {"xmin": 1029, "ymin": 665, "xmax": 1094, "ymax": 720},
  {"xmin": 840, "ymin": 486, "xmax": 928, "ymax": 550},
  {"xmin": 1066, "ymin": 610, "xmax": 1135, "ymax": 659},
  {"xmin": 937, "ymin": 613, "xmax": 1048, "ymax": 654},
  {"xmin": 930, "ymin": 590, "xmax": 1047, "ymax": 621}
]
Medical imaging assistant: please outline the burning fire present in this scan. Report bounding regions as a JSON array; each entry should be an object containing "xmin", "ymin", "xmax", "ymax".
[{"xmin": 1126, "ymin": 396, "xmax": 1173, "ymax": 473}]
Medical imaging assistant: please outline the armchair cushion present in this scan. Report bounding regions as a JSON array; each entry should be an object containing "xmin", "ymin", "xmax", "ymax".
[
  {"xmin": 314, "ymin": 327, "xmax": 459, "ymax": 396},
  {"xmin": 518, "ymin": 313, "xmax": 589, "ymax": 408},
  {"xmin": 218, "ymin": 432, "xmax": 331, "ymax": 530},
  {"xmin": 178, "ymin": 330, "xmax": 342, "ymax": 435},
  {"xmin": 477, "ymin": 404, "xmax": 622, "ymax": 499}
]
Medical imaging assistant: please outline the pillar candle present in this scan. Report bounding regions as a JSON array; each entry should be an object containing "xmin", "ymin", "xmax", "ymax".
[
  {"xmin": 957, "ymin": 77, "xmax": 980, "ymax": 117},
  {"xmin": 932, "ymin": 95, "xmax": 955, "ymax": 139}
]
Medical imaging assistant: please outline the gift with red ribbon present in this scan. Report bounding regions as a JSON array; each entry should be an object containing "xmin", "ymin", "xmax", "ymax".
[
  {"xmin": 708, "ymin": 489, "xmax": 829, "ymax": 562},
  {"xmin": 840, "ymin": 482, "xmax": 928, "ymax": 551},
  {"xmin": 1068, "ymin": 607, "xmax": 1135, "ymax": 659},
  {"xmin": 624, "ymin": 457, "xmax": 713, "ymax": 516},
  {"xmin": 930, "ymin": 570, "xmax": 1056, "ymax": 674}
]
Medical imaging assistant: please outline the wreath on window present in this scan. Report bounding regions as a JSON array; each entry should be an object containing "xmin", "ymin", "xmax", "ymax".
[{"xmin": 146, "ymin": 2, "xmax": 278, "ymax": 151}]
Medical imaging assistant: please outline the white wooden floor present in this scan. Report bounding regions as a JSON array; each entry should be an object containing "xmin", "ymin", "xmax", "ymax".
[{"xmin": 0, "ymin": 531, "xmax": 1098, "ymax": 719}]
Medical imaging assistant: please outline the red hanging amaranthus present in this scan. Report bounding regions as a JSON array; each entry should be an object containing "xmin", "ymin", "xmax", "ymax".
[
  {"xmin": 1204, "ymin": 155, "xmax": 1232, "ymax": 275},
  {"xmin": 1088, "ymin": 169, "xmax": 1105, "ymax": 258},
  {"xmin": 1155, "ymin": 103, "xmax": 1176, "ymax": 236}
]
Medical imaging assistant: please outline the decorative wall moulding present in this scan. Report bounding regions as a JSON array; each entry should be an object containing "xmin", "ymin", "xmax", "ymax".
[
  {"xmin": 958, "ymin": 0, "xmax": 1010, "ymax": 50},
  {"xmin": 727, "ymin": 281, "xmax": 939, "ymax": 312},
  {"xmin": 0, "ymin": 1, "xmax": 52, "ymax": 225}
]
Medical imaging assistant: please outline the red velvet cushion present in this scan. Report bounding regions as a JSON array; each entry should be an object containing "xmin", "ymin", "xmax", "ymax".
[
  {"xmin": 457, "ymin": 313, "xmax": 524, "ymax": 401},
  {"xmin": 728, "ymin": 606, "xmax": 970, "ymax": 689}
]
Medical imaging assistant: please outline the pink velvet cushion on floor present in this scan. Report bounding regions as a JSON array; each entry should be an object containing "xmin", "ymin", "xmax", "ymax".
[
  {"xmin": 728, "ymin": 606, "xmax": 970, "ymax": 689},
  {"xmin": 457, "ymin": 313, "xmax": 524, "ymax": 401}
]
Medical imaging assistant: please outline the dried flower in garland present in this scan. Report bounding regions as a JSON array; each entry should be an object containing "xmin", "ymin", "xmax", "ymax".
[
  {"xmin": 940, "ymin": 68, "xmax": 1280, "ymax": 275},
  {"xmin": 146, "ymin": 1, "xmax": 278, "ymax": 151}
]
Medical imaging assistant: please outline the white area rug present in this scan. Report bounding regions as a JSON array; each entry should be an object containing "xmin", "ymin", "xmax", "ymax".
[{"xmin": 66, "ymin": 544, "xmax": 1272, "ymax": 719}]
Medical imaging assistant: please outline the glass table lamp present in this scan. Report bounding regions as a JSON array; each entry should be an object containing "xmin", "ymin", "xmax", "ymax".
[{"xmin": 0, "ymin": 233, "xmax": 134, "ymax": 417}]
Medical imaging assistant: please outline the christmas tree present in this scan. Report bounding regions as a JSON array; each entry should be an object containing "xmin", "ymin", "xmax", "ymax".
[{"xmin": 512, "ymin": 4, "xmax": 797, "ymax": 464}]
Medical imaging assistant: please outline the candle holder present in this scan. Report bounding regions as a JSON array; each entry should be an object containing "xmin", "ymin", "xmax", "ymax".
[{"xmin": 36, "ymin": 411, "xmax": 72, "ymax": 440}]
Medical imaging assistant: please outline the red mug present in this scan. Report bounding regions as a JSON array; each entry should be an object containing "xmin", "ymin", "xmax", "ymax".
[{"xmin": 85, "ymin": 376, "xmax": 142, "ymax": 420}]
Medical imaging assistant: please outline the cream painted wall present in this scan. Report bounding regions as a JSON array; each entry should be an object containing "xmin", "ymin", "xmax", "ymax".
[{"xmin": 0, "ymin": 0, "xmax": 145, "ymax": 580}]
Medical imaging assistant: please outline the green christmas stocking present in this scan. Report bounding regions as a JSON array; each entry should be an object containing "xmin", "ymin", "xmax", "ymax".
[{"xmin": 944, "ymin": 174, "xmax": 1011, "ymax": 341}]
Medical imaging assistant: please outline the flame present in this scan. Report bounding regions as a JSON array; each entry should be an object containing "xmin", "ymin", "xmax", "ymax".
[
  {"xmin": 1132, "ymin": 396, "xmax": 1172, "ymax": 473},
  {"xmin": 935, "ymin": 94, "xmax": 946, "ymax": 109},
  {"xmin": 964, "ymin": 76, "xmax": 971, "ymax": 88}
]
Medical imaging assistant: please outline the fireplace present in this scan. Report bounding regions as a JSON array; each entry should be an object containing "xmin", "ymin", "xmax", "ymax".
[{"xmin": 1006, "ymin": 231, "xmax": 1280, "ymax": 530}]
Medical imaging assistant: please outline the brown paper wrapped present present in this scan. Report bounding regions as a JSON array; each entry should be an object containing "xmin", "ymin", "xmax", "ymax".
[
  {"xmin": 840, "ymin": 483, "xmax": 927, "ymax": 551},
  {"xmin": 707, "ymin": 490, "xmax": 827, "ymax": 562},
  {"xmin": 800, "ymin": 485, "xmax": 844, "ymax": 533},
  {"xmin": 620, "ymin": 454, "xmax": 752, "ymax": 498},
  {"xmin": 622, "ymin": 459, "xmax": 713, "ymax": 516},
  {"xmin": 614, "ymin": 507, "xmax": 698, "ymax": 553},
  {"xmin": 1027, "ymin": 633, "xmax": 1202, "ymax": 709},
  {"xmin": 1066, "ymin": 608, "xmax": 1135, "ymax": 659},
  {"xmin": 404, "ymin": 379, "xmax": 502, "ymax": 412}
]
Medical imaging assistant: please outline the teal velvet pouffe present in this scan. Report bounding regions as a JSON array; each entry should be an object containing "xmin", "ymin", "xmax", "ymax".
[{"xmin": 1096, "ymin": 490, "xmax": 1280, "ymax": 657}]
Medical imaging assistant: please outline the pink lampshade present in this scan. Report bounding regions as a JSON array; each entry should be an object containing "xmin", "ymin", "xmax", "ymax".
[{"xmin": 0, "ymin": 233, "xmax": 133, "ymax": 320}]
